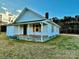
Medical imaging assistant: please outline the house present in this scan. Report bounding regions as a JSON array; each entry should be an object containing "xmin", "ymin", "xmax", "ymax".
[
  {"xmin": 6, "ymin": 7, "xmax": 60, "ymax": 42},
  {"xmin": 0, "ymin": 11, "xmax": 15, "ymax": 24},
  {"xmin": 0, "ymin": 12, "xmax": 16, "ymax": 32}
]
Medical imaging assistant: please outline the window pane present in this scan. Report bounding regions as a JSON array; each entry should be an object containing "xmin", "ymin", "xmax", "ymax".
[{"xmin": 33, "ymin": 24, "xmax": 41, "ymax": 32}]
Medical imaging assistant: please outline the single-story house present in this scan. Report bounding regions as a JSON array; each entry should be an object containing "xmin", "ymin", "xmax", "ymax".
[{"xmin": 6, "ymin": 7, "xmax": 60, "ymax": 42}]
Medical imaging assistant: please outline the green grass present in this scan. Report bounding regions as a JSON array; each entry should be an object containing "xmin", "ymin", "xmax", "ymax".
[{"xmin": 0, "ymin": 33, "xmax": 79, "ymax": 59}]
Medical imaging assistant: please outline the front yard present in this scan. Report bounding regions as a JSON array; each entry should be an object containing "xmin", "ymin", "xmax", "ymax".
[{"xmin": 0, "ymin": 33, "xmax": 79, "ymax": 59}]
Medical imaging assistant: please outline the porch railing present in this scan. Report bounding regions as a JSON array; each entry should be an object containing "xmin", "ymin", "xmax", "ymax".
[{"xmin": 16, "ymin": 35, "xmax": 48, "ymax": 42}]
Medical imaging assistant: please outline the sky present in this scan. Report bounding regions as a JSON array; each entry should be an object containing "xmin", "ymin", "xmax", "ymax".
[{"xmin": 0, "ymin": 0, "xmax": 79, "ymax": 18}]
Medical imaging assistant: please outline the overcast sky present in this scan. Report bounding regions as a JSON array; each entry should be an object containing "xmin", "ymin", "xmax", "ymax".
[{"xmin": 0, "ymin": 0, "xmax": 79, "ymax": 18}]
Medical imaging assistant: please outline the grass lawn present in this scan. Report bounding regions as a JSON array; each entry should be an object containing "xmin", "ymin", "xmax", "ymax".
[{"xmin": 0, "ymin": 33, "xmax": 79, "ymax": 59}]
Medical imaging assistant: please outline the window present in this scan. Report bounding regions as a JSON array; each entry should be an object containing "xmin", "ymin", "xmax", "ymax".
[
  {"xmin": 33, "ymin": 24, "xmax": 41, "ymax": 32},
  {"xmin": 52, "ymin": 26, "xmax": 54, "ymax": 32}
]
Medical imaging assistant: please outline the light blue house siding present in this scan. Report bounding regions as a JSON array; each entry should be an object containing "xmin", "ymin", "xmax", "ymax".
[
  {"xmin": 7, "ymin": 25, "xmax": 23, "ymax": 36},
  {"xmin": 46, "ymin": 23, "xmax": 59, "ymax": 37},
  {"xmin": 7, "ymin": 26, "xmax": 15, "ymax": 36},
  {"xmin": 15, "ymin": 8, "xmax": 45, "ymax": 22},
  {"xmin": 27, "ymin": 24, "xmax": 48, "ymax": 35},
  {"xmin": 7, "ymin": 23, "xmax": 49, "ymax": 36},
  {"xmin": 7, "ymin": 21, "xmax": 60, "ymax": 37}
]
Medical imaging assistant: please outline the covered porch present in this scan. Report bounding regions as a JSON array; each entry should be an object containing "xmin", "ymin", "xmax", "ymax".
[{"xmin": 14, "ymin": 21, "xmax": 49, "ymax": 42}]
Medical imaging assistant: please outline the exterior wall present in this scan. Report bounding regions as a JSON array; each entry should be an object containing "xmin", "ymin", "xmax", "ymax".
[
  {"xmin": 46, "ymin": 23, "xmax": 60, "ymax": 37},
  {"xmin": 7, "ymin": 24, "xmax": 59, "ymax": 36},
  {"xmin": 14, "ymin": 25, "xmax": 23, "ymax": 35},
  {"xmin": 7, "ymin": 24, "xmax": 48, "ymax": 36},
  {"xmin": 7, "ymin": 26, "xmax": 15, "ymax": 36},
  {"xmin": 42, "ymin": 24, "xmax": 49, "ymax": 35},
  {"xmin": 27, "ymin": 24, "xmax": 48, "ymax": 35},
  {"xmin": 27, "ymin": 24, "xmax": 33, "ymax": 35},
  {"xmin": 47, "ymin": 24, "xmax": 52, "ymax": 36},
  {"xmin": 56, "ymin": 27, "xmax": 60, "ymax": 34},
  {"xmin": 0, "ymin": 12, "xmax": 15, "ymax": 24},
  {"xmin": 7, "ymin": 25, "xmax": 23, "ymax": 36},
  {"xmin": 7, "ymin": 24, "xmax": 52, "ymax": 35},
  {"xmin": 53, "ymin": 26, "xmax": 60, "ymax": 35}
]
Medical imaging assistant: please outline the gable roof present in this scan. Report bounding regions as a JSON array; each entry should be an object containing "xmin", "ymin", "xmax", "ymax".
[
  {"xmin": 14, "ymin": 7, "xmax": 46, "ymax": 23},
  {"xmin": 48, "ymin": 21, "xmax": 61, "ymax": 28},
  {"xmin": 43, "ymin": 20, "xmax": 61, "ymax": 28},
  {"xmin": 10, "ymin": 7, "xmax": 60, "ymax": 28}
]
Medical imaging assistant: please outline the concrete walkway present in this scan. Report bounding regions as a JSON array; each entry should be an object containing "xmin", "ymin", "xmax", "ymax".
[{"xmin": 60, "ymin": 34, "xmax": 79, "ymax": 37}]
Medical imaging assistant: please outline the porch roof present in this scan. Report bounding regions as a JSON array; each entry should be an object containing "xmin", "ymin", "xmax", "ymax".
[
  {"xmin": 7, "ymin": 19, "xmax": 47, "ymax": 25},
  {"xmin": 47, "ymin": 20, "xmax": 61, "ymax": 28}
]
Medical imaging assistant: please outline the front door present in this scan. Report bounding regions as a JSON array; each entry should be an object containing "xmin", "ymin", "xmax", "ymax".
[{"xmin": 23, "ymin": 25, "xmax": 27, "ymax": 35}]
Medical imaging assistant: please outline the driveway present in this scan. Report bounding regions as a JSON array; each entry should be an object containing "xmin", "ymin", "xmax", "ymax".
[{"xmin": 60, "ymin": 34, "xmax": 79, "ymax": 37}]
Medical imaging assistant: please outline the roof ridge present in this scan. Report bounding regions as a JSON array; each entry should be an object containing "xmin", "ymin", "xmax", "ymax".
[{"xmin": 13, "ymin": 7, "xmax": 46, "ymax": 23}]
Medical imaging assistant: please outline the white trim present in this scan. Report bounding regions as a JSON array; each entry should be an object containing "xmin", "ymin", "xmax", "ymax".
[{"xmin": 40, "ymin": 22, "xmax": 43, "ymax": 42}]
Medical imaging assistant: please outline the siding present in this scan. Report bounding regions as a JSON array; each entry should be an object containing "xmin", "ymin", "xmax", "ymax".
[
  {"xmin": 14, "ymin": 25, "xmax": 23, "ymax": 35},
  {"xmin": 27, "ymin": 24, "xmax": 49, "ymax": 35},
  {"xmin": 7, "ymin": 26, "xmax": 15, "ymax": 36},
  {"xmin": 46, "ymin": 23, "xmax": 60, "ymax": 37},
  {"xmin": 7, "ymin": 23, "xmax": 60, "ymax": 37},
  {"xmin": 7, "ymin": 25, "xmax": 23, "ymax": 36},
  {"xmin": 15, "ymin": 10, "xmax": 44, "ymax": 23}
]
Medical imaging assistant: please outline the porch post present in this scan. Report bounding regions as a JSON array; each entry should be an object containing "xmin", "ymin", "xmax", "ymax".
[
  {"xmin": 40, "ymin": 22, "xmax": 43, "ymax": 42},
  {"xmin": 27, "ymin": 24, "xmax": 29, "ymax": 37}
]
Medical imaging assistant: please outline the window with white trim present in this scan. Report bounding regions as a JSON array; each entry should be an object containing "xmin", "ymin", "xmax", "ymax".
[
  {"xmin": 52, "ymin": 26, "xmax": 54, "ymax": 32},
  {"xmin": 33, "ymin": 24, "xmax": 41, "ymax": 32}
]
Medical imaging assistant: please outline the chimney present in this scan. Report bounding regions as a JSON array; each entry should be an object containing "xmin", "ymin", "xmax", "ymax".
[{"xmin": 45, "ymin": 12, "xmax": 49, "ymax": 19}]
